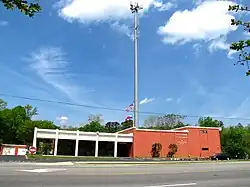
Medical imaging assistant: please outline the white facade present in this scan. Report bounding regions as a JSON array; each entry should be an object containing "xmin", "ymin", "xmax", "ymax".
[{"xmin": 33, "ymin": 127, "xmax": 133, "ymax": 157}]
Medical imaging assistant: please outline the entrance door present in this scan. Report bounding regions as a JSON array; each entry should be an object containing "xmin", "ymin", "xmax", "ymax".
[{"xmin": 201, "ymin": 147, "xmax": 210, "ymax": 158}]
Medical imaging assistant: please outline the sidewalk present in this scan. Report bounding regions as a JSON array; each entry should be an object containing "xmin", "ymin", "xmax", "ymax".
[{"xmin": 12, "ymin": 160, "xmax": 250, "ymax": 166}]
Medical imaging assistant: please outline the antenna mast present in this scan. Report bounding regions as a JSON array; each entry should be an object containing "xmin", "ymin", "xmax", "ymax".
[{"xmin": 130, "ymin": 2, "xmax": 143, "ymax": 128}]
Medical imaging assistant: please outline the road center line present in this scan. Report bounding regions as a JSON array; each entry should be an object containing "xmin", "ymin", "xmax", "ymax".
[{"xmin": 145, "ymin": 182, "xmax": 197, "ymax": 187}]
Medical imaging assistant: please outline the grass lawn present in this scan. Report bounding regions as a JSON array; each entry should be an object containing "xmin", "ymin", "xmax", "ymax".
[{"xmin": 27, "ymin": 154, "xmax": 121, "ymax": 160}]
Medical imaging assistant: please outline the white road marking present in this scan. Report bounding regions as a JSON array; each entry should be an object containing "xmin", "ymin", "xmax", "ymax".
[
  {"xmin": 145, "ymin": 183, "xmax": 197, "ymax": 187},
  {"xmin": 18, "ymin": 168, "xmax": 66, "ymax": 173}
]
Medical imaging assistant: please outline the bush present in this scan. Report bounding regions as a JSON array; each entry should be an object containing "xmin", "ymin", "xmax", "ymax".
[
  {"xmin": 151, "ymin": 143, "xmax": 162, "ymax": 157},
  {"xmin": 168, "ymin": 144, "xmax": 178, "ymax": 158},
  {"xmin": 39, "ymin": 142, "xmax": 52, "ymax": 155}
]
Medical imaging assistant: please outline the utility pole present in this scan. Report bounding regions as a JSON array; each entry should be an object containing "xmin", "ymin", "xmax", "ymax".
[{"xmin": 130, "ymin": 2, "xmax": 143, "ymax": 128}]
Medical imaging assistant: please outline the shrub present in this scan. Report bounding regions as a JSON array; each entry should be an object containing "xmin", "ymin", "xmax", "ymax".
[
  {"xmin": 39, "ymin": 142, "xmax": 52, "ymax": 155},
  {"xmin": 151, "ymin": 143, "xmax": 162, "ymax": 157},
  {"xmin": 168, "ymin": 144, "xmax": 178, "ymax": 158}
]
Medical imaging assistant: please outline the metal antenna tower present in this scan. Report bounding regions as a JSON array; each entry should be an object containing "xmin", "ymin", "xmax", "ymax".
[{"xmin": 130, "ymin": 2, "xmax": 143, "ymax": 128}]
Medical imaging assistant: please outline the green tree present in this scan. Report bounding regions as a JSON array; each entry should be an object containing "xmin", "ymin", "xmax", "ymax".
[
  {"xmin": 143, "ymin": 116, "xmax": 158, "ymax": 128},
  {"xmin": 38, "ymin": 141, "xmax": 52, "ymax": 155},
  {"xmin": 1, "ymin": 0, "xmax": 42, "ymax": 17},
  {"xmin": 0, "ymin": 108, "xmax": 13, "ymax": 143},
  {"xmin": 17, "ymin": 120, "xmax": 58, "ymax": 144},
  {"xmin": 0, "ymin": 106, "xmax": 26, "ymax": 144},
  {"xmin": 0, "ymin": 99, "xmax": 7, "ymax": 110},
  {"xmin": 64, "ymin": 125, "xmax": 78, "ymax": 131},
  {"xmin": 79, "ymin": 121, "xmax": 106, "ymax": 132},
  {"xmin": 24, "ymin": 104, "xmax": 38, "ymax": 119},
  {"xmin": 120, "ymin": 120, "xmax": 133, "ymax": 130},
  {"xmin": 228, "ymin": 5, "xmax": 250, "ymax": 75},
  {"xmin": 198, "ymin": 117, "xmax": 224, "ymax": 128},
  {"xmin": 143, "ymin": 114, "xmax": 185, "ymax": 130},
  {"xmin": 105, "ymin": 122, "xmax": 121, "ymax": 133},
  {"xmin": 223, "ymin": 125, "xmax": 248, "ymax": 159},
  {"xmin": 0, "ymin": 103, "xmax": 58, "ymax": 144},
  {"xmin": 88, "ymin": 114, "xmax": 104, "ymax": 124}
]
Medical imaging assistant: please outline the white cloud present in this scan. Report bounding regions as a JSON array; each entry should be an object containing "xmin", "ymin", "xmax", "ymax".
[
  {"xmin": 208, "ymin": 37, "xmax": 237, "ymax": 59},
  {"xmin": 56, "ymin": 116, "xmax": 68, "ymax": 120},
  {"xmin": 227, "ymin": 49, "xmax": 237, "ymax": 59},
  {"xmin": 154, "ymin": 1, "xmax": 176, "ymax": 11},
  {"xmin": 56, "ymin": 0, "xmax": 175, "ymax": 23},
  {"xmin": 110, "ymin": 21, "xmax": 133, "ymax": 39},
  {"xmin": 244, "ymin": 31, "xmax": 250, "ymax": 37},
  {"xmin": 0, "ymin": 21, "xmax": 8, "ymax": 26},
  {"xmin": 55, "ymin": 0, "xmax": 176, "ymax": 38},
  {"xmin": 192, "ymin": 0, "xmax": 204, "ymax": 6},
  {"xmin": 140, "ymin": 97, "xmax": 155, "ymax": 105},
  {"xmin": 208, "ymin": 37, "xmax": 229, "ymax": 53},
  {"xmin": 193, "ymin": 43, "xmax": 202, "ymax": 56},
  {"xmin": 176, "ymin": 96, "xmax": 183, "ymax": 104},
  {"xmin": 56, "ymin": 116, "xmax": 69, "ymax": 126},
  {"xmin": 165, "ymin": 97, "xmax": 173, "ymax": 102},
  {"xmin": 27, "ymin": 47, "xmax": 93, "ymax": 104},
  {"xmin": 157, "ymin": 0, "xmax": 237, "ymax": 44}
]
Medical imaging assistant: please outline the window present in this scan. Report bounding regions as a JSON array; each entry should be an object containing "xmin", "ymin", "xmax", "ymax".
[
  {"xmin": 200, "ymin": 130, "xmax": 208, "ymax": 134},
  {"xmin": 202, "ymin": 148, "xmax": 209, "ymax": 151}
]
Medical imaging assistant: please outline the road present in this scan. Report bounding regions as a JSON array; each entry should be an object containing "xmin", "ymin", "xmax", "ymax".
[{"xmin": 0, "ymin": 162, "xmax": 249, "ymax": 187}]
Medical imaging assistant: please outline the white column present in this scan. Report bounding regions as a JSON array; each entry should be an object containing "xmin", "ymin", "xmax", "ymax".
[
  {"xmin": 54, "ymin": 129, "xmax": 59, "ymax": 156},
  {"xmin": 32, "ymin": 127, "xmax": 38, "ymax": 148},
  {"xmin": 75, "ymin": 130, "xmax": 79, "ymax": 157},
  {"xmin": 95, "ymin": 131, "xmax": 99, "ymax": 157},
  {"xmin": 114, "ymin": 133, "xmax": 118, "ymax": 157}
]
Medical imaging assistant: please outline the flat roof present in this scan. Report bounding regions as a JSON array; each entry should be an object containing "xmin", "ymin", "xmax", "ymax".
[
  {"xmin": 35, "ymin": 128, "xmax": 133, "ymax": 142},
  {"xmin": 117, "ymin": 126, "xmax": 222, "ymax": 133},
  {"xmin": 173, "ymin": 126, "xmax": 222, "ymax": 131},
  {"xmin": 117, "ymin": 127, "xmax": 188, "ymax": 133},
  {"xmin": 135, "ymin": 128, "xmax": 188, "ymax": 133}
]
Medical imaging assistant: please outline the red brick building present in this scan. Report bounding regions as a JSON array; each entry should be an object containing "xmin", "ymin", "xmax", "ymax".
[{"xmin": 119, "ymin": 126, "xmax": 222, "ymax": 158}]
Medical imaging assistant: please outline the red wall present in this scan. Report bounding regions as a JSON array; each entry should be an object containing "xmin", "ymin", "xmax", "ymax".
[
  {"xmin": 132, "ymin": 130, "xmax": 189, "ymax": 158},
  {"xmin": 118, "ymin": 127, "xmax": 136, "ymax": 157},
  {"xmin": 131, "ymin": 127, "xmax": 221, "ymax": 158},
  {"xmin": 177, "ymin": 127, "xmax": 221, "ymax": 158}
]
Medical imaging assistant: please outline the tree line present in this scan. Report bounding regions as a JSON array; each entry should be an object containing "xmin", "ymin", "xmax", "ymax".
[{"xmin": 1, "ymin": 98, "xmax": 250, "ymax": 158}]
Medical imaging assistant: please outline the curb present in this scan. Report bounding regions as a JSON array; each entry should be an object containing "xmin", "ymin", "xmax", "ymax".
[
  {"xmin": 1, "ymin": 160, "xmax": 249, "ymax": 166},
  {"xmin": 73, "ymin": 161, "xmax": 216, "ymax": 165},
  {"xmin": 0, "ymin": 162, "xmax": 74, "ymax": 166},
  {"xmin": 28, "ymin": 162, "xmax": 74, "ymax": 166},
  {"xmin": 73, "ymin": 160, "xmax": 250, "ymax": 165}
]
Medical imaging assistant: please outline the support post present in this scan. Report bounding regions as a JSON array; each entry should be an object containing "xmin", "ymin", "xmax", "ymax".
[
  {"xmin": 54, "ymin": 129, "xmax": 59, "ymax": 156},
  {"xmin": 32, "ymin": 127, "xmax": 38, "ymax": 148},
  {"xmin": 75, "ymin": 130, "xmax": 79, "ymax": 157},
  {"xmin": 114, "ymin": 133, "xmax": 118, "ymax": 157},
  {"xmin": 95, "ymin": 131, "xmax": 99, "ymax": 157}
]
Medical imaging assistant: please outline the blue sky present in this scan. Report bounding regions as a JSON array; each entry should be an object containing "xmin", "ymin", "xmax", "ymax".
[{"xmin": 0, "ymin": 0, "xmax": 250, "ymax": 126}]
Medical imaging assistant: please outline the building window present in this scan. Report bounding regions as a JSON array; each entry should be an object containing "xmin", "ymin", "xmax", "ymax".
[
  {"xmin": 202, "ymin": 148, "xmax": 209, "ymax": 151},
  {"xmin": 200, "ymin": 130, "xmax": 208, "ymax": 134}
]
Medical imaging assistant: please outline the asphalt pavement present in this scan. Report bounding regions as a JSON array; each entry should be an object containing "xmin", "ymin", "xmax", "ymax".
[{"xmin": 0, "ymin": 162, "xmax": 249, "ymax": 187}]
